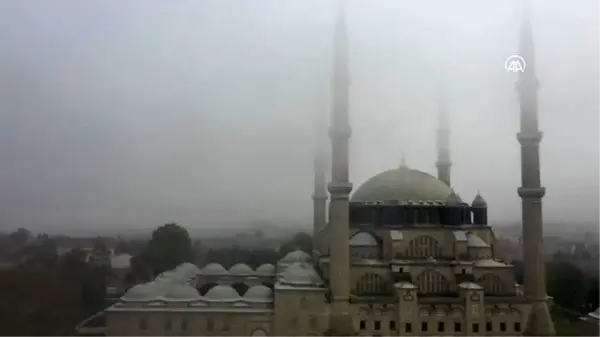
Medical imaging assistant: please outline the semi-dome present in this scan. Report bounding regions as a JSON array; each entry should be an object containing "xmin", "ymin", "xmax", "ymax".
[
  {"xmin": 351, "ymin": 166, "xmax": 457, "ymax": 202},
  {"xmin": 177, "ymin": 262, "xmax": 201, "ymax": 276},
  {"xmin": 280, "ymin": 250, "xmax": 312, "ymax": 264},
  {"xmin": 280, "ymin": 262, "xmax": 323, "ymax": 287},
  {"xmin": 256, "ymin": 263, "xmax": 276, "ymax": 276},
  {"xmin": 243, "ymin": 285, "xmax": 273, "ymax": 302},
  {"xmin": 229, "ymin": 263, "xmax": 254, "ymax": 276},
  {"xmin": 122, "ymin": 283, "xmax": 159, "ymax": 301},
  {"xmin": 164, "ymin": 284, "xmax": 202, "ymax": 300},
  {"xmin": 201, "ymin": 263, "xmax": 228, "ymax": 276},
  {"xmin": 204, "ymin": 285, "xmax": 241, "ymax": 301}
]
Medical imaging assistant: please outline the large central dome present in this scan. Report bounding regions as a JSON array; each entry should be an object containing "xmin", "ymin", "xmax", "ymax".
[{"xmin": 351, "ymin": 166, "xmax": 455, "ymax": 202}]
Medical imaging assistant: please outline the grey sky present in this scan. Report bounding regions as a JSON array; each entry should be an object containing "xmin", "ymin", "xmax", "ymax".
[{"xmin": 0, "ymin": 0, "xmax": 598, "ymax": 233}]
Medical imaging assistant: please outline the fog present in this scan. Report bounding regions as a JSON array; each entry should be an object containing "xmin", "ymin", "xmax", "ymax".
[{"xmin": 0, "ymin": 0, "xmax": 598, "ymax": 233}]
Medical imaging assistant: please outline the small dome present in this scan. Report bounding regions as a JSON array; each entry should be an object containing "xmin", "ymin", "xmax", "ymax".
[
  {"xmin": 201, "ymin": 263, "xmax": 228, "ymax": 276},
  {"xmin": 164, "ymin": 284, "xmax": 201, "ymax": 300},
  {"xmin": 177, "ymin": 262, "xmax": 201, "ymax": 276},
  {"xmin": 352, "ymin": 166, "xmax": 456, "ymax": 202},
  {"xmin": 204, "ymin": 284, "xmax": 241, "ymax": 301},
  {"xmin": 349, "ymin": 232, "xmax": 378, "ymax": 246},
  {"xmin": 244, "ymin": 285, "xmax": 273, "ymax": 302},
  {"xmin": 466, "ymin": 232, "xmax": 490, "ymax": 248},
  {"xmin": 471, "ymin": 192, "xmax": 487, "ymax": 208},
  {"xmin": 256, "ymin": 263, "xmax": 276, "ymax": 276},
  {"xmin": 280, "ymin": 262, "xmax": 323, "ymax": 287},
  {"xmin": 229, "ymin": 263, "xmax": 254, "ymax": 275},
  {"xmin": 280, "ymin": 250, "xmax": 312, "ymax": 264},
  {"xmin": 122, "ymin": 283, "xmax": 158, "ymax": 301}
]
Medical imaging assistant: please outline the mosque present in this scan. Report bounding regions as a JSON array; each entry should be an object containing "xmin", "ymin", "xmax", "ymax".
[{"xmin": 103, "ymin": 2, "xmax": 555, "ymax": 336}]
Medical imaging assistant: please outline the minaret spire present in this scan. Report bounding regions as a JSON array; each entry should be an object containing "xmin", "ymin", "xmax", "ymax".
[
  {"xmin": 327, "ymin": 0, "xmax": 353, "ymax": 333},
  {"xmin": 312, "ymin": 107, "xmax": 328, "ymax": 255},
  {"xmin": 515, "ymin": 3, "xmax": 555, "ymax": 335},
  {"xmin": 435, "ymin": 87, "xmax": 452, "ymax": 186}
]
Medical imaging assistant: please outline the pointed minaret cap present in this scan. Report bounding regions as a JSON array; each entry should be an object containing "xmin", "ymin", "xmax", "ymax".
[
  {"xmin": 471, "ymin": 191, "xmax": 487, "ymax": 208},
  {"xmin": 445, "ymin": 189, "xmax": 462, "ymax": 206}
]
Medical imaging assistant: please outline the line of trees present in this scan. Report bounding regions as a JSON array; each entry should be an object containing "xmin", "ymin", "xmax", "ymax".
[{"xmin": 512, "ymin": 259, "xmax": 599, "ymax": 314}]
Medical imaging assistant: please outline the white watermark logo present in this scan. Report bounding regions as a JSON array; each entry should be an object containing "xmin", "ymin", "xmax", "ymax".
[{"xmin": 505, "ymin": 55, "xmax": 526, "ymax": 73}]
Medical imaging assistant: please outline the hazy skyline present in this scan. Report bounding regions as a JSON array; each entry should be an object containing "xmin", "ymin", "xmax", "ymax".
[{"xmin": 0, "ymin": 0, "xmax": 598, "ymax": 233}]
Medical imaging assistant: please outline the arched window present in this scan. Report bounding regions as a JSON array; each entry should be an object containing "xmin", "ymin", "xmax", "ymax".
[
  {"xmin": 355, "ymin": 273, "xmax": 389, "ymax": 295},
  {"xmin": 478, "ymin": 274, "xmax": 506, "ymax": 294},
  {"xmin": 405, "ymin": 236, "xmax": 442, "ymax": 258},
  {"xmin": 416, "ymin": 269, "xmax": 450, "ymax": 294}
]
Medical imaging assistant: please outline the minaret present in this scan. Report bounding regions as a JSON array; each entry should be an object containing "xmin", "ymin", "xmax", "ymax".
[
  {"xmin": 327, "ymin": 0, "xmax": 353, "ymax": 330},
  {"xmin": 515, "ymin": 5, "xmax": 556, "ymax": 335},
  {"xmin": 312, "ymin": 110, "xmax": 328, "ymax": 255},
  {"xmin": 435, "ymin": 89, "xmax": 452, "ymax": 186}
]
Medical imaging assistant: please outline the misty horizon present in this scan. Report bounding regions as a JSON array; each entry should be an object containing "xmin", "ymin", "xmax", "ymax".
[{"xmin": 0, "ymin": 0, "xmax": 598, "ymax": 234}]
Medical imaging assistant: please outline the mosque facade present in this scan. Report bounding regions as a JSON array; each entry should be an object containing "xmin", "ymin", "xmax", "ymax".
[{"xmin": 104, "ymin": 2, "xmax": 555, "ymax": 336}]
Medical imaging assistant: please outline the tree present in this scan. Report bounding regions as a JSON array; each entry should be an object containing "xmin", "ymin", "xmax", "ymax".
[
  {"xmin": 585, "ymin": 276, "xmax": 599, "ymax": 312},
  {"xmin": 130, "ymin": 253, "xmax": 152, "ymax": 282},
  {"xmin": 57, "ymin": 249, "xmax": 108, "ymax": 316},
  {"xmin": 0, "ymin": 267, "xmax": 85, "ymax": 335},
  {"xmin": 144, "ymin": 223, "xmax": 193, "ymax": 275},
  {"xmin": 546, "ymin": 260, "xmax": 588, "ymax": 311},
  {"xmin": 511, "ymin": 260, "xmax": 524, "ymax": 284},
  {"xmin": 278, "ymin": 232, "xmax": 313, "ymax": 258}
]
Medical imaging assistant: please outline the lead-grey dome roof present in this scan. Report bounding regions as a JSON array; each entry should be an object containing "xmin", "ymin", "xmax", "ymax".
[
  {"xmin": 204, "ymin": 285, "xmax": 241, "ymax": 301},
  {"xmin": 244, "ymin": 285, "xmax": 273, "ymax": 302},
  {"xmin": 280, "ymin": 250, "xmax": 312, "ymax": 264},
  {"xmin": 280, "ymin": 262, "xmax": 323, "ymax": 287},
  {"xmin": 176, "ymin": 262, "xmax": 201, "ymax": 277},
  {"xmin": 351, "ymin": 166, "xmax": 457, "ymax": 202},
  {"xmin": 256, "ymin": 263, "xmax": 276, "ymax": 276},
  {"xmin": 229, "ymin": 263, "xmax": 254, "ymax": 276},
  {"xmin": 164, "ymin": 284, "xmax": 202, "ymax": 300},
  {"xmin": 122, "ymin": 283, "xmax": 159, "ymax": 301},
  {"xmin": 201, "ymin": 263, "xmax": 228, "ymax": 276}
]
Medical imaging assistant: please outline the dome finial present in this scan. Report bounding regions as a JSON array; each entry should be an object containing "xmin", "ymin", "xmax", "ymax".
[
  {"xmin": 445, "ymin": 189, "xmax": 462, "ymax": 205},
  {"xmin": 400, "ymin": 152, "xmax": 407, "ymax": 168}
]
